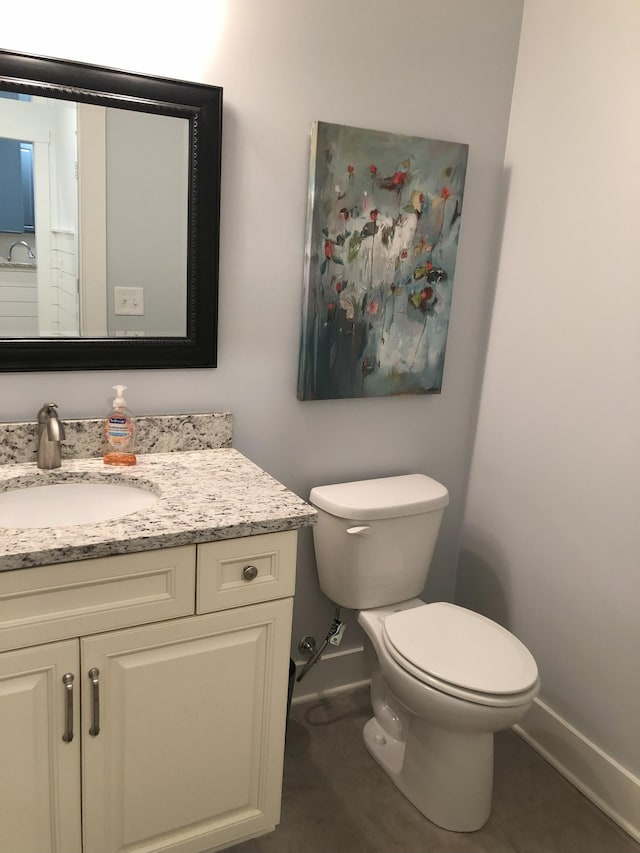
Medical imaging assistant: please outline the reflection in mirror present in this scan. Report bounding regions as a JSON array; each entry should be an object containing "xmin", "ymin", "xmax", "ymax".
[
  {"xmin": 77, "ymin": 105, "xmax": 189, "ymax": 339},
  {"xmin": 0, "ymin": 90, "xmax": 189, "ymax": 339},
  {"xmin": 0, "ymin": 49, "xmax": 222, "ymax": 370}
]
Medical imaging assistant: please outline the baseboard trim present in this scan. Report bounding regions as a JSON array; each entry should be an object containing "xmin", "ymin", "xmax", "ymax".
[
  {"xmin": 291, "ymin": 644, "xmax": 369, "ymax": 706},
  {"xmin": 291, "ymin": 678, "xmax": 371, "ymax": 707},
  {"xmin": 514, "ymin": 698, "xmax": 640, "ymax": 843}
]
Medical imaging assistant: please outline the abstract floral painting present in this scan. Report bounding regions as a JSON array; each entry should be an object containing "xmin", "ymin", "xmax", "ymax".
[{"xmin": 297, "ymin": 122, "xmax": 468, "ymax": 401}]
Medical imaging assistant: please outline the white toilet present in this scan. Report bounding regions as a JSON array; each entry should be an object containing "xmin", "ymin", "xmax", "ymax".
[{"xmin": 309, "ymin": 474, "xmax": 539, "ymax": 833}]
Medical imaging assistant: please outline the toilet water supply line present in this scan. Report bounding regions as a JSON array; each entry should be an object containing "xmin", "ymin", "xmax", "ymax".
[{"xmin": 296, "ymin": 607, "xmax": 345, "ymax": 682}]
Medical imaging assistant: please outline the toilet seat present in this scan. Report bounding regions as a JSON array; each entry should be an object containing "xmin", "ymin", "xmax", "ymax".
[{"xmin": 382, "ymin": 602, "xmax": 539, "ymax": 708}]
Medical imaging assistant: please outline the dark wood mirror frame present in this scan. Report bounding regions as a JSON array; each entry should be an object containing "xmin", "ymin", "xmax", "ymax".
[{"xmin": 0, "ymin": 48, "xmax": 222, "ymax": 371}]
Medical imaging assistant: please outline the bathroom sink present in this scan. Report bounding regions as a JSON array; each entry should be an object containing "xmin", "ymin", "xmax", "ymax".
[{"xmin": 0, "ymin": 481, "xmax": 159, "ymax": 529}]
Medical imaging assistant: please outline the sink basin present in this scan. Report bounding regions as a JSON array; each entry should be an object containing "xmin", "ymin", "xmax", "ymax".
[{"xmin": 0, "ymin": 482, "xmax": 159, "ymax": 529}]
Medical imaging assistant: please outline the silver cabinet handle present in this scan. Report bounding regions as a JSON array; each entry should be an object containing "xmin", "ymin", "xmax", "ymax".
[
  {"xmin": 62, "ymin": 672, "xmax": 74, "ymax": 743},
  {"xmin": 88, "ymin": 667, "xmax": 100, "ymax": 736},
  {"xmin": 242, "ymin": 564, "xmax": 258, "ymax": 582}
]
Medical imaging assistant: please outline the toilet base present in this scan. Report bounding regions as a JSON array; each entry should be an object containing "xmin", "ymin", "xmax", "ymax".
[
  {"xmin": 363, "ymin": 715, "xmax": 493, "ymax": 832},
  {"xmin": 363, "ymin": 716, "xmax": 405, "ymax": 775}
]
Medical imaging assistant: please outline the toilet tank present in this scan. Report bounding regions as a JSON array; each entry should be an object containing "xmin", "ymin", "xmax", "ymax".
[{"xmin": 309, "ymin": 474, "xmax": 449, "ymax": 610}]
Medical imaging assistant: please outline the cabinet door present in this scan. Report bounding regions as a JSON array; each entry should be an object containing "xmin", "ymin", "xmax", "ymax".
[
  {"xmin": 0, "ymin": 640, "xmax": 82, "ymax": 853},
  {"xmin": 82, "ymin": 598, "xmax": 293, "ymax": 853}
]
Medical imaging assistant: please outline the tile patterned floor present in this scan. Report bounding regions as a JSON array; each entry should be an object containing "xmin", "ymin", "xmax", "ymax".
[{"xmin": 226, "ymin": 687, "xmax": 640, "ymax": 853}]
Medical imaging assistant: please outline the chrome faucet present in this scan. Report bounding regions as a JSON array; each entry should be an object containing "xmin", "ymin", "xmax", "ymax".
[
  {"xmin": 7, "ymin": 240, "xmax": 36, "ymax": 262},
  {"xmin": 37, "ymin": 403, "xmax": 65, "ymax": 470}
]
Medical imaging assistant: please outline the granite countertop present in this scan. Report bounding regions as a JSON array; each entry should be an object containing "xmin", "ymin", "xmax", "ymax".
[
  {"xmin": 0, "ymin": 261, "xmax": 36, "ymax": 270},
  {"xmin": 0, "ymin": 449, "xmax": 317, "ymax": 572}
]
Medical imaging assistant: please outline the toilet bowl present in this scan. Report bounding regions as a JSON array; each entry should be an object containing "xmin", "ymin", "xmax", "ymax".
[
  {"xmin": 357, "ymin": 599, "xmax": 538, "ymax": 831},
  {"xmin": 309, "ymin": 474, "xmax": 540, "ymax": 832}
]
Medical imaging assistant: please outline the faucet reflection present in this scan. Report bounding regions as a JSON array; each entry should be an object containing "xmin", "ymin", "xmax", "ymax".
[
  {"xmin": 37, "ymin": 403, "xmax": 65, "ymax": 470},
  {"xmin": 7, "ymin": 240, "xmax": 36, "ymax": 262}
]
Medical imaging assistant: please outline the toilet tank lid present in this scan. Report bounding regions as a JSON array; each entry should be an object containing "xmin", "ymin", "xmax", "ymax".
[{"xmin": 309, "ymin": 474, "xmax": 449, "ymax": 520}]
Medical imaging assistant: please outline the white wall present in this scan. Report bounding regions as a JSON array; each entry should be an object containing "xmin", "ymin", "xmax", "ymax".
[
  {"xmin": 0, "ymin": 0, "xmax": 523, "ymax": 661},
  {"xmin": 458, "ymin": 0, "xmax": 640, "ymax": 786}
]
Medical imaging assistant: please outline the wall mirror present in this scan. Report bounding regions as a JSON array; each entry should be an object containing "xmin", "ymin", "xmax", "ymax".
[{"xmin": 0, "ymin": 49, "xmax": 222, "ymax": 371}]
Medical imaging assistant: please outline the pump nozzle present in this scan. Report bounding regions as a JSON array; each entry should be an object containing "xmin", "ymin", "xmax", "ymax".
[{"xmin": 112, "ymin": 385, "xmax": 127, "ymax": 407}]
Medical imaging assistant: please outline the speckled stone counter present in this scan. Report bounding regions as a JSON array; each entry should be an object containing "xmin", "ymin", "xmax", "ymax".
[{"xmin": 0, "ymin": 449, "xmax": 317, "ymax": 571}]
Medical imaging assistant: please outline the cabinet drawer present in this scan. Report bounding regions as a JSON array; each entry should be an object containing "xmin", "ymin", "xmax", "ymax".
[
  {"xmin": 0, "ymin": 546, "xmax": 196, "ymax": 652},
  {"xmin": 197, "ymin": 531, "xmax": 297, "ymax": 613}
]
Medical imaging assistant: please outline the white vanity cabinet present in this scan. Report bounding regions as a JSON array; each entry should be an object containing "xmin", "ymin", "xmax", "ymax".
[
  {"xmin": 0, "ymin": 639, "xmax": 83, "ymax": 853},
  {"xmin": 0, "ymin": 530, "xmax": 297, "ymax": 853}
]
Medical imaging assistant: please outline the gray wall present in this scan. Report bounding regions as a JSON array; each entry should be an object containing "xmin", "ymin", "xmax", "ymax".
[
  {"xmin": 106, "ymin": 109, "xmax": 188, "ymax": 337},
  {"xmin": 458, "ymin": 0, "xmax": 640, "ymax": 779},
  {"xmin": 0, "ymin": 0, "xmax": 524, "ymax": 659}
]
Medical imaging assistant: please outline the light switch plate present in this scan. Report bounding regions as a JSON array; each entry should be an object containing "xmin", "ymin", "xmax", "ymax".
[{"xmin": 114, "ymin": 286, "xmax": 144, "ymax": 316}]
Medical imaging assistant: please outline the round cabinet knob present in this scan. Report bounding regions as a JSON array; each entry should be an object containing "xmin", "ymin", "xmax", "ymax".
[{"xmin": 242, "ymin": 564, "xmax": 258, "ymax": 582}]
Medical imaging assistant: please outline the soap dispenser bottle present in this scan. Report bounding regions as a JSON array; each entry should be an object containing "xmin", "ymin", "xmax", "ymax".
[{"xmin": 103, "ymin": 385, "xmax": 137, "ymax": 466}]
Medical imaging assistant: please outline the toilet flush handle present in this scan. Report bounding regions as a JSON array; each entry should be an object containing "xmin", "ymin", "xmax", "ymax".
[{"xmin": 346, "ymin": 525, "xmax": 372, "ymax": 537}]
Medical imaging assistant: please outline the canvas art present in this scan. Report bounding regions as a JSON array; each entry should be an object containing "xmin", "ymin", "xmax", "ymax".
[{"xmin": 297, "ymin": 122, "xmax": 468, "ymax": 401}]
